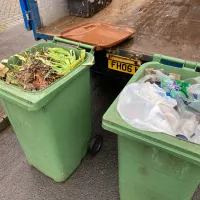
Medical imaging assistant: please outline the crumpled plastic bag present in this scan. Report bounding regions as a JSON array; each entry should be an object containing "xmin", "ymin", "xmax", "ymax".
[
  {"xmin": 193, "ymin": 125, "xmax": 200, "ymax": 144},
  {"xmin": 117, "ymin": 82, "xmax": 178, "ymax": 136},
  {"xmin": 174, "ymin": 83, "xmax": 200, "ymax": 113},
  {"xmin": 177, "ymin": 111, "xmax": 199, "ymax": 141},
  {"xmin": 185, "ymin": 77, "xmax": 200, "ymax": 84},
  {"xmin": 138, "ymin": 69, "xmax": 169, "ymax": 83}
]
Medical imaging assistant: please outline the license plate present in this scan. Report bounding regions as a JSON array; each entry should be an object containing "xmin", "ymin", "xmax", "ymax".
[{"xmin": 107, "ymin": 54, "xmax": 141, "ymax": 75}]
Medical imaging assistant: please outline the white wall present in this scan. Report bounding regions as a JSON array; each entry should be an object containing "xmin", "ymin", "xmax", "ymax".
[{"xmin": 37, "ymin": 0, "xmax": 69, "ymax": 27}]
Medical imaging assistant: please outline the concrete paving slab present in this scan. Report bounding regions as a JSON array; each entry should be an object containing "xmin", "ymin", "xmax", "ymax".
[{"xmin": 0, "ymin": 0, "xmax": 23, "ymax": 32}]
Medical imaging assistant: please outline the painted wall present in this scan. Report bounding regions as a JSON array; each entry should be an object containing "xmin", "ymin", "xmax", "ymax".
[{"xmin": 37, "ymin": 0, "xmax": 69, "ymax": 27}]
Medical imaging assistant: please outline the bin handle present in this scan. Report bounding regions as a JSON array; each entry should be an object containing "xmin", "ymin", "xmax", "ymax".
[
  {"xmin": 153, "ymin": 54, "xmax": 199, "ymax": 72},
  {"xmin": 53, "ymin": 37, "xmax": 95, "ymax": 53},
  {"xmin": 153, "ymin": 54, "xmax": 185, "ymax": 68},
  {"xmin": 82, "ymin": 54, "xmax": 95, "ymax": 66}
]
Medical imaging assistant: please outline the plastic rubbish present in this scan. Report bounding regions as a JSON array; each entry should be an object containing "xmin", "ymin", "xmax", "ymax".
[
  {"xmin": 145, "ymin": 68, "xmax": 155, "ymax": 75},
  {"xmin": 161, "ymin": 77, "xmax": 190, "ymax": 98},
  {"xmin": 137, "ymin": 74, "xmax": 158, "ymax": 83},
  {"xmin": 175, "ymin": 93, "xmax": 188, "ymax": 111},
  {"xmin": 153, "ymin": 70, "xmax": 169, "ymax": 79},
  {"xmin": 117, "ymin": 82, "xmax": 178, "ymax": 136},
  {"xmin": 140, "ymin": 69, "xmax": 168, "ymax": 83},
  {"xmin": 188, "ymin": 84, "xmax": 200, "ymax": 100},
  {"xmin": 118, "ymin": 67, "xmax": 200, "ymax": 144},
  {"xmin": 174, "ymin": 84, "xmax": 200, "ymax": 112},
  {"xmin": 189, "ymin": 102, "xmax": 200, "ymax": 112},
  {"xmin": 161, "ymin": 77, "xmax": 200, "ymax": 122},
  {"xmin": 178, "ymin": 111, "xmax": 198, "ymax": 141},
  {"xmin": 151, "ymin": 84, "xmax": 177, "ymax": 107},
  {"xmin": 186, "ymin": 84, "xmax": 200, "ymax": 112},
  {"xmin": 189, "ymin": 125, "xmax": 200, "ymax": 144},
  {"xmin": 176, "ymin": 134, "xmax": 188, "ymax": 141},
  {"xmin": 145, "ymin": 68, "xmax": 166, "ymax": 76},
  {"xmin": 169, "ymin": 73, "xmax": 181, "ymax": 80},
  {"xmin": 196, "ymin": 125, "xmax": 200, "ymax": 135},
  {"xmin": 175, "ymin": 93, "xmax": 200, "ymax": 113},
  {"xmin": 184, "ymin": 77, "xmax": 200, "ymax": 85}
]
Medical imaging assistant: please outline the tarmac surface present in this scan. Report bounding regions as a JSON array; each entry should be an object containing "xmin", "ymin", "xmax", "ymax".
[{"xmin": 0, "ymin": 23, "xmax": 200, "ymax": 200}]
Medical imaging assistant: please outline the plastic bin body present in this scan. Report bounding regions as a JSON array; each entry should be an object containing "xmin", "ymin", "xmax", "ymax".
[
  {"xmin": 118, "ymin": 136, "xmax": 200, "ymax": 200},
  {"xmin": 103, "ymin": 58, "xmax": 200, "ymax": 200},
  {"xmin": 0, "ymin": 42, "xmax": 93, "ymax": 182}
]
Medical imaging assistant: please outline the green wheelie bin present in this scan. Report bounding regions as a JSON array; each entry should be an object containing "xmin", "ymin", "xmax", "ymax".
[
  {"xmin": 0, "ymin": 37, "xmax": 102, "ymax": 182},
  {"xmin": 102, "ymin": 54, "xmax": 200, "ymax": 200}
]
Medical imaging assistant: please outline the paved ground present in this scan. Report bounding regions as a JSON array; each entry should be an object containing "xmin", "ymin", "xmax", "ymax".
[{"xmin": 0, "ymin": 0, "xmax": 23, "ymax": 33}]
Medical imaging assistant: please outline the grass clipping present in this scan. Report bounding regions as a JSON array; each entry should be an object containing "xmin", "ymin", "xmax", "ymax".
[{"xmin": 0, "ymin": 48, "xmax": 86, "ymax": 91}]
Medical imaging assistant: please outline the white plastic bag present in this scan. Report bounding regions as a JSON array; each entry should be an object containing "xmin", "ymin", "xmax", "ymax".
[
  {"xmin": 138, "ymin": 70, "xmax": 169, "ymax": 84},
  {"xmin": 175, "ymin": 84, "xmax": 200, "ymax": 112},
  {"xmin": 177, "ymin": 111, "xmax": 198, "ymax": 141},
  {"xmin": 192, "ymin": 125, "xmax": 200, "ymax": 144},
  {"xmin": 184, "ymin": 77, "xmax": 200, "ymax": 84},
  {"xmin": 117, "ymin": 82, "xmax": 178, "ymax": 136},
  {"xmin": 188, "ymin": 84, "xmax": 200, "ymax": 100}
]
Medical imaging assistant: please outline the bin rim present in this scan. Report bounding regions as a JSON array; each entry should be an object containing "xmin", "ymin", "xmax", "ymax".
[
  {"xmin": 0, "ymin": 42, "xmax": 94, "ymax": 111},
  {"xmin": 103, "ymin": 61, "xmax": 200, "ymax": 166}
]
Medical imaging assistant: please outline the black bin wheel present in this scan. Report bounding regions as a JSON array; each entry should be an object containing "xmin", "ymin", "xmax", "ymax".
[{"xmin": 88, "ymin": 135, "xmax": 103, "ymax": 156}]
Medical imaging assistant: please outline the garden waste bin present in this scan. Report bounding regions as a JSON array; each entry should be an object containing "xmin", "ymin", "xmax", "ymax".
[
  {"xmin": 102, "ymin": 54, "xmax": 200, "ymax": 200},
  {"xmin": 0, "ymin": 37, "xmax": 96, "ymax": 182}
]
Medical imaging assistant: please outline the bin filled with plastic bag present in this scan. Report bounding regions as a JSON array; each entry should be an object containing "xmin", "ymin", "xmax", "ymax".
[
  {"xmin": 102, "ymin": 55, "xmax": 200, "ymax": 200},
  {"xmin": 117, "ymin": 66, "xmax": 200, "ymax": 144}
]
